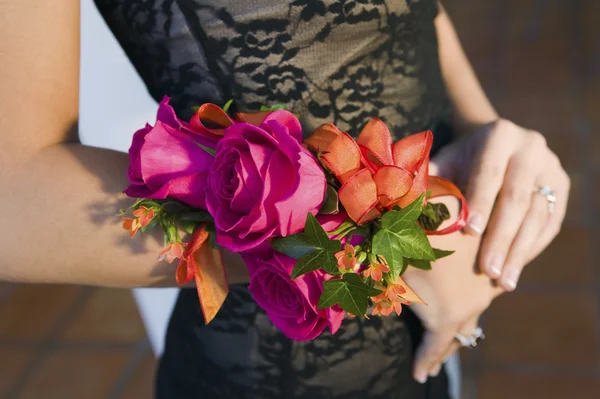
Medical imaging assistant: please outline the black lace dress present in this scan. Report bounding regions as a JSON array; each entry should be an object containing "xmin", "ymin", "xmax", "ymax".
[{"xmin": 95, "ymin": 1, "xmax": 454, "ymax": 397}]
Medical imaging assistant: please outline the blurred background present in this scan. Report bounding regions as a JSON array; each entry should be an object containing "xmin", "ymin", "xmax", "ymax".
[{"xmin": 0, "ymin": 0, "xmax": 599, "ymax": 398}]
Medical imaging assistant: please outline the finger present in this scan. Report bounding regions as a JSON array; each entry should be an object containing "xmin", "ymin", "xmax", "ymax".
[
  {"xmin": 413, "ymin": 329, "xmax": 456, "ymax": 384},
  {"xmin": 478, "ymin": 153, "xmax": 537, "ymax": 279},
  {"xmin": 463, "ymin": 127, "xmax": 515, "ymax": 236},
  {"xmin": 433, "ymin": 317, "xmax": 479, "ymax": 376},
  {"xmin": 533, "ymin": 168, "xmax": 570, "ymax": 256},
  {"xmin": 499, "ymin": 190, "xmax": 550, "ymax": 291}
]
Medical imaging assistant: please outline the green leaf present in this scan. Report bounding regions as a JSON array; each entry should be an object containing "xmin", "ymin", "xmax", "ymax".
[
  {"xmin": 317, "ymin": 279, "xmax": 346, "ymax": 308},
  {"xmin": 405, "ymin": 258, "xmax": 432, "ymax": 270},
  {"xmin": 433, "ymin": 248, "xmax": 455, "ymax": 260},
  {"xmin": 260, "ymin": 104, "xmax": 287, "ymax": 111},
  {"xmin": 193, "ymin": 141, "xmax": 216, "ymax": 157},
  {"xmin": 418, "ymin": 202, "xmax": 450, "ymax": 231},
  {"xmin": 140, "ymin": 216, "xmax": 159, "ymax": 233},
  {"xmin": 271, "ymin": 233, "xmax": 319, "ymax": 259},
  {"xmin": 303, "ymin": 213, "xmax": 340, "ymax": 252},
  {"xmin": 179, "ymin": 219, "xmax": 197, "ymax": 235},
  {"xmin": 372, "ymin": 229, "xmax": 405, "ymax": 277},
  {"xmin": 372, "ymin": 213, "xmax": 436, "ymax": 278},
  {"xmin": 421, "ymin": 203, "xmax": 437, "ymax": 220},
  {"xmin": 178, "ymin": 211, "xmax": 213, "ymax": 223},
  {"xmin": 291, "ymin": 250, "xmax": 338, "ymax": 279},
  {"xmin": 317, "ymin": 273, "xmax": 381, "ymax": 315},
  {"xmin": 222, "ymin": 99, "xmax": 233, "ymax": 113},
  {"xmin": 319, "ymin": 185, "xmax": 339, "ymax": 214},
  {"xmin": 381, "ymin": 193, "xmax": 426, "ymax": 229},
  {"xmin": 343, "ymin": 273, "xmax": 381, "ymax": 297}
]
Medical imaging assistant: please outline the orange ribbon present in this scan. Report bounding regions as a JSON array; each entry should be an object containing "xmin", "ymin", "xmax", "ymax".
[
  {"xmin": 305, "ymin": 119, "xmax": 468, "ymax": 234},
  {"xmin": 176, "ymin": 224, "xmax": 229, "ymax": 324}
]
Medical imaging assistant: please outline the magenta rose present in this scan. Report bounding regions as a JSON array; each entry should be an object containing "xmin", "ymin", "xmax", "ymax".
[
  {"xmin": 205, "ymin": 110, "xmax": 327, "ymax": 252},
  {"xmin": 124, "ymin": 97, "xmax": 218, "ymax": 208},
  {"xmin": 242, "ymin": 247, "xmax": 344, "ymax": 341}
]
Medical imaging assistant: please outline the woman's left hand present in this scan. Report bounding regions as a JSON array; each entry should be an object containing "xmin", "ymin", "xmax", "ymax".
[{"xmin": 431, "ymin": 119, "xmax": 570, "ymax": 291}]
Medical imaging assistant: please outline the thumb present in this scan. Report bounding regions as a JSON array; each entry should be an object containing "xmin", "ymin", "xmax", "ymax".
[{"xmin": 413, "ymin": 329, "xmax": 455, "ymax": 384}]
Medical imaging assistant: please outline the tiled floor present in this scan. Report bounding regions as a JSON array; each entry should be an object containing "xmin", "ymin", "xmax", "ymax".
[{"xmin": 1, "ymin": 1, "xmax": 599, "ymax": 398}]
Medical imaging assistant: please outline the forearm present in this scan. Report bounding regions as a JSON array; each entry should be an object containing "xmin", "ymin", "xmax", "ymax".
[
  {"xmin": 435, "ymin": 3, "xmax": 498, "ymax": 134},
  {"xmin": 0, "ymin": 143, "xmax": 172, "ymax": 287}
]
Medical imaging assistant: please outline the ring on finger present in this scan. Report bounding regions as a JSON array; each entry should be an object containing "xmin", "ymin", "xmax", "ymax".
[
  {"xmin": 533, "ymin": 185, "xmax": 556, "ymax": 214},
  {"xmin": 454, "ymin": 327, "xmax": 485, "ymax": 349}
]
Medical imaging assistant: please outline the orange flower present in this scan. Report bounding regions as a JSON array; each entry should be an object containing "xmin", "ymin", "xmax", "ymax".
[
  {"xmin": 372, "ymin": 300, "xmax": 396, "ymax": 316},
  {"xmin": 132, "ymin": 206, "xmax": 155, "ymax": 227},
  {"xmin": 335, "ymin": 244, "xmax": 357, "ymax": 271},
  {"xmin": 370, "ymin": 275, "xmax": 426, "ymax": 317},
  {"xmin": 158, "ymin": 241, "xmax": 186, "ymax": 264},
  {"xmin": 363, "ymin": 258, "xmax": 390, "ymax": 282},
  {"xmin": 304, "ymin": 121, "xmax": 468, "ymax": 234},
  {"xmin": 122, "ymin": 217, "xmax": 141, "ymax": 238}
]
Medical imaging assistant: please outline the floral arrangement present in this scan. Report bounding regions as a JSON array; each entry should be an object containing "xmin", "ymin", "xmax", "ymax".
[{"xmin": 121, "ymin": 97, "xmax": 468, "ymax": 341}]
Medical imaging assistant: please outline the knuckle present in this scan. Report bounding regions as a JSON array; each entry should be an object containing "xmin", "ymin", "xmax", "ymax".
[
  {"xmin": 527, "ymin": 130, "xmax": 547, "ymax": 148},
  {"xmin": 502, "ymin": 185, "xmax": 530, "ymax": 206},
  {"xmin": 477, "ymin": 163, "xmax": 504, "ymax": 182},
  {"xmin": 476, "ymin": 296, "xmax": 492, "ymax": 311}
]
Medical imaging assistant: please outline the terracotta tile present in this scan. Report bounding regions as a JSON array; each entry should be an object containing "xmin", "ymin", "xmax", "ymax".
[
  {"xmin": 0, "ymin": 284, "xmax": 82, "ymax": 340},
  {"xmin": 0, "ymin": 347, "xmax": 36, "ymax": 397},
  {"xmin": 483, "ymin": 292, "xmax": 599, "ymax": 368},
  {"xmin": 520, "ymin": 227, "xmax": 592, "ymax": 286},
  {"xmin": 19, "ymin": 349, "xmax": 129, "ymax": 399},
  {"xmin": 62, "ymin": 288, "xmax": 146, "ymax": 343},
  {"xmin": 121, "ymin": 353, "xmax": 157, "ymax": 399},
  {"xmin": 478, "ymin": 371, "xmax": 600, "ymax": 399}
]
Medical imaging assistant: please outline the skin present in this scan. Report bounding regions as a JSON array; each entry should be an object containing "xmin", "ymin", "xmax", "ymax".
[
  {"xmin": 404, "ymin": 5, "xmax": 570, "ymax": 383},
  {"xmin": 0, "ymin": 0, "xmax": 568, "ymax": 387}
]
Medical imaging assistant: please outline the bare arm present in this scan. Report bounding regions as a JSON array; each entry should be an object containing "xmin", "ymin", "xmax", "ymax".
[
  {"xmin": 0, "ymin": 1, "xmax": 248, "ymax": 287},
  {"xmin": 435, "ymin": 3, "xmax": 499, "ymax": 134}
]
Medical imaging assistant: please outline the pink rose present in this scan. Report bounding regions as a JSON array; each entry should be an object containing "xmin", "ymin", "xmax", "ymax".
[
  {"xmin": 205, "ymin": 111, "xmax": 327, "ymax": 252},
  {"xmin": 242, "ymin": 247, "xmax": 344, "ymax": 341},
  {"xmin": 124, "ymin": 97, "xmax": 218, "ymax": 208}
]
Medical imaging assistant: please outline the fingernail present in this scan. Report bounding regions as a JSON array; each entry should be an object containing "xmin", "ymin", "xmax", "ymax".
[
  {"xmin": 467, "ymin": 213, "xmax": 484, "ymax": 235},
  {"xmin": 504, "ymin": 267, "xmax": 520, "ymax": 290},
  {"xmin": 429, "ymin": 364, "xmax": 442, "ymax": 377},
  {"xmin": 415, "ymin": 371, "xmax": 428, "ymax": 384},
  {"xmin": 488, "ymin": 253, "xmax": 504, "ymax": 277}
]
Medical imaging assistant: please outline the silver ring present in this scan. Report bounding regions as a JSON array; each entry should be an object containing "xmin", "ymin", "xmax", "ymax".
[
  {"xmin": 534, "ymin": 185, "xmax": 556, "ymax": 214},
  {"xmin": 455, "ymin": 327, "xmax": 485, "ymax": 349}
]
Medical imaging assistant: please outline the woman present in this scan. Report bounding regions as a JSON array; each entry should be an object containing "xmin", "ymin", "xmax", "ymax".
[{"xmin": 0, "ymin": 0, "xmax": 569, "ymax": 398}]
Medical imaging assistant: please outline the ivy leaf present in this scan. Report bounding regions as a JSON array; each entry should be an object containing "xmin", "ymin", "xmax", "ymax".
[
  {"xmin": 372, "ymin": 229, "xmax": 404, "ymax": 277},
  {"xmin": 193, "ymin": 141, "xmax": 216, "ymax": 157},
  {"xmin": 319, "ymin": 185, "xmax": 339, "ymax": 214},
  {"xmin": 271, "ymin": 233, "xmax": 319, "ymax": 259},
  {"xmin": 418, "ymin": 202, "xmax": 450, "ymax": 231},
  {"xmin": 373, "ymin": 206, "xmax": 436, "ymax": 278},
  {"xmin": 291, "ymin": 250, "xmax": 338, "ymax": 279},
  {"xmin": 433, "ymin": 248, "xmax": 455, "ymax": 260},
  {"xmin": 382, "ymin": 193, "xmax": 426, "ymax": 228},
  {"xmin": 303, "ymin": 213, "xmax": 340, "ymax": 252},
  {"xmin": 405, "ymin": 258, "xmax": 432, "ymax": 270},
  {"xmin": 317, "ymin": 273, "xmax": 381, "ymax": 315},
  {"xmin": 178, "ymin": 211, "xmax": 213, "ymax": 223}
]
